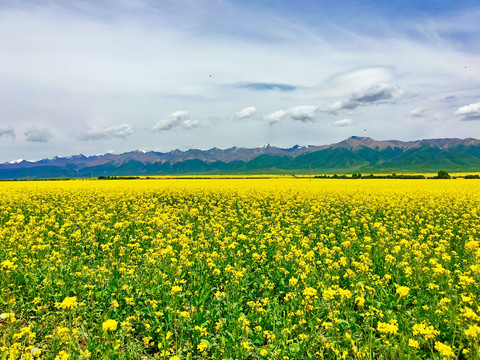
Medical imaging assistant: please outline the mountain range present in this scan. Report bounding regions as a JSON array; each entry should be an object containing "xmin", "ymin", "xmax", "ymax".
[{"xmin": 1, "ymin": 136, "xmax": 480, "ymax": 179}]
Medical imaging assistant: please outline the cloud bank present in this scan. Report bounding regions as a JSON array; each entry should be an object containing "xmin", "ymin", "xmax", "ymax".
[
  {"xmin": 24, "ymin": 128, "xmax": 53, "ymax": 143},
  {"xmin": 0, "ymin": 128, "xmax": 15, "ymax": 138},
  {"xmin": 78, "ymin": 124, "xmax": 133, "ymax": 141}
]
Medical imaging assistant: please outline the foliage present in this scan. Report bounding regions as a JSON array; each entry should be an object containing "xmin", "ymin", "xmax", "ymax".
[{"xmin": 436, "ymin": 170, "xmax": 451, "ymax": 179}]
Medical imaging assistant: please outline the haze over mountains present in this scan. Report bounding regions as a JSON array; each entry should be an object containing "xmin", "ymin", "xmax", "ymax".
[{"xmin": 1, "ymin": 137, "xmax": 480, "ymax": 179}]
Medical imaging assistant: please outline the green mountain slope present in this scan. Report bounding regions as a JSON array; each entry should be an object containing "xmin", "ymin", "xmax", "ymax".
[{"xmin": 1, "ymin": 140, "xmax": 480, "ymax": 179}]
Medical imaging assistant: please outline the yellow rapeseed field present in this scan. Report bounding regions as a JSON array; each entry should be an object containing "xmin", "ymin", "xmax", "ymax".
[{"xmin": 1, "ymin": 179, "xmax": 480, "ymax": 359}]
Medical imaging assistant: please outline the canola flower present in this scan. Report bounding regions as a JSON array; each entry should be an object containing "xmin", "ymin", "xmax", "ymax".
[
  {"xmin": 57, "ymin": 296, "xmax": 78, "ymax": 310},
  {"xmin": 1, "ymin": 259, "xmax": 17, "ymax": 270},
  {"xmin": 377, "ymin": 320, "xmax": 399, "ymax": 336},
  {"xmin": 54, "ymin": 350, "xmax": 69, "ymax": 360},
  {"xmin": 435, "ymin": 341, "xmax": 456, "ymax": 358},
  {"xmin": 0, "ymin": 178, "xmax": 480, "ymax": 359},
  {"xmin": 102, "ymin": 319, "xmax": 118, "ymax": 332},
  {"xmin": 395, "ymin": 286, "xmax": 410, "ymax": 298},
  {"xmin": 408, "ymin": 338, "xmax": 420, "ymax": 349}
]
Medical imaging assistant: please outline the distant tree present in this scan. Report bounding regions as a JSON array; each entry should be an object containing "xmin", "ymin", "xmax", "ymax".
[{"xmin": 437, "ymin": 170, "xmax": 451, "ymax": 179}]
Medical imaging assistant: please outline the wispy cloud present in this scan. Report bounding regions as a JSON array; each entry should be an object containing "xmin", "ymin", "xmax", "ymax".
[
  {"xmin": 408, "ymin": 107, "xmax": 444, "ymax": 121},
  {"xmin": 333, "ymin": 118, "xmax": 354, "ymax": 127},
  {"xmin": 77, "ymin": 124, "xmax": 133, "ymax": 141},
  {"xmin": 455, "ymin": 101, "xmax": 480, "ymax": 121},
  {"xmin": 152, "ymin": 111, "xmax": 198, "ymax": 131},
  {"xmin": 236, "ymin": 106, "xmax": 256, "ymax": 120},
  {"xmin": 440, "ymin": 95, "xmax": 456, "ymax": 103},
  {"xmin": 325, "ymin": 84, "xmax": 405, "ymax": 114},
  {"xmin": 0, "ymin": 128, "xmax": 15, "ymax": 138},
  {"xmin": 24, "ymin": 128, "xmax": 53, "ymax": 142},
  {"xmin": 409, "ymin": 107, "xmax": 432, "ymax": 118}
]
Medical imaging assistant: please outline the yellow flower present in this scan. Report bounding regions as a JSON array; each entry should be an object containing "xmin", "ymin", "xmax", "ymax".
[
  {"xmin": 355, "ymin": 296, "xmax": 365, "ymax": 307},
  {"xmin": 194, "ymin": 325, "xmax": 207, "ymax": 337},
  {"xmin": 465, "ymin": 324, "xmax": 480, "ymax": 339},
  {"xmin": 289, "ymin": 277, "xmax": 298, "ymax": 287},
  {"xmin": 54, "ymin": 351, "xmax": 69, "ymax": 360},
  {"xmin": 102, "ymin": 319, "xmax": 118, "ymax": 332},
  {"xmin": 377, "ymin": 320, "xmax": 399, "ymax": 335},
  {"xmin": 303, "ymin": 287, "xmax": 317, "ymax": 297},
  {"xmin": 1, "ymin": 259, "xmax": 17, "ymax": 270},
  {"xmin": 439, "ymin": 297, "xmax": 451, "ymax": 307},
  {"xmin": 58, "ymin": 296, "xmax": 78, "ymax": 310},
  {"xmin": 260, "ymin": 348, "xmax": 268, "ymax": 356},
  {"xmin": 322, "ymin": 287, "xmax": 336, "ymax": 301},
  {"xmin": 412, "ymin": 322, "xmax": 440, "ymax": 340},
  {"xmin": 461, "ymin": 307, "xmax": 480, "ymax": 321},
  {"xmin": 197, "ymin": 342, "xmax": 208, "ymax": 352},
  {"xmin": 408, "ymin": 338, "xmax": 420, "ymax": 349},
  {"xmin": 125, "ymin": 296, "xmax": 135, "ymax": 305},
  {"xmin": 179, "ymin": 311, "xmax": 189, "ymax": 318},
  {"xmin": 171, "ymin": 285, "xmax": 182, "ymax": 295},
  {"xmin": 396, "ymin": 286, "xmax": 410, "ymax": 297},
  {"xmin": 241, "ymin": 341, "xmax": 252, "ymax": 351},
  {"xmin": 434, "ymin": 341, "xmax": 455, "ymax": 358}
]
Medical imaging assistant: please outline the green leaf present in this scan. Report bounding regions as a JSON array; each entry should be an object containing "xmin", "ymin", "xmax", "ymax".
[{"xmin": 200, "ymin": 339, "xmax": 211, "ymax": 350}]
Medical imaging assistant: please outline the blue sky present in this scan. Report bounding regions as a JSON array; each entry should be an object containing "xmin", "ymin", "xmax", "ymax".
[{"xmin": 0, "ymin": 0, "xmax": 479, "ymax": 162}]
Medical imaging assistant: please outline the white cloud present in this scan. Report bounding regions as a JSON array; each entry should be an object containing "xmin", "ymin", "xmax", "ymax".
[
  {"xmin": 24, "ymin": 128, "xmax": 53, "ymax": 142},
  {"xmin": 77, "ymin": 124, "xmax": 133, "ymax": 141},
  {"xmin": 236, "ymin": 106, "xmax": 256, "ymax": 119},
  {"xmin": 325, "ymin": 101, "xmax": 343, "ymax": 113},
  {"xmin": 455, "ymin": 101, "xmax": 480, "ymax": 120},
  {"xmin": 264, "ymin": 105, "xmax": 317, "ymax": 125},
  {"xmin": 264, "ymin": 109, "xmax": 286, "ymax": 125},
  {"xmin": 152, "ymin": 111, "xmax": 198, "ymax": 131},
  {"xmin": 333, "ymin": 118, "xmax": 354, "ymax": 127},
  {"xmin": 0, "ymin": 128, "xmax": 15, "ymax": 138},
  {"xmin": 287, "ymin": 106, "xmax": 317, "ymax": 122}
]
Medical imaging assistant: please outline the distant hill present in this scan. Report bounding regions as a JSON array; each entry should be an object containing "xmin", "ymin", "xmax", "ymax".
[{"xmin": 1, "ymin": 137, "xmax": 480, "ymax": 179}]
